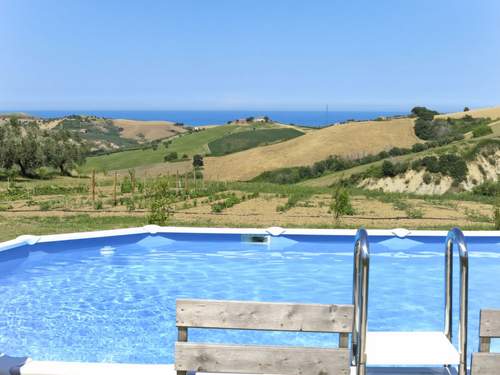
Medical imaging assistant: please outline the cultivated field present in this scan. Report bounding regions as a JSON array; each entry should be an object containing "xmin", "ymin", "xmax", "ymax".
[
  {"xmin": 436, "ymin": 106, "xmax": 500, "ymax": 120},
  {"xmin": 204, "ymin": 118, "xmax": 420, "ymax": 181},
  {"xmin": 112, "ymin": 119, "xmax": 186, "ymax": 141},
  {"xmin": 0, "ymin": 176, "xmax": 497, "ymax": 243},
  {"xmin": 85, "ymin": 121, "xmax": 304, "ymax": 172}
]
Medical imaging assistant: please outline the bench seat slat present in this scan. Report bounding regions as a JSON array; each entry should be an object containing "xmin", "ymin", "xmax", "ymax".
[
  {"xmin": 176, "ymin": 299, "xmax": 354, "ymax": 333},
  {"xmin": 471, "ymin": 352, "xmax": 500, "ymax": 374},
  {"xmin": 480, "ymin": 309, "xmax": 500, "ymax": 338},
  {"xmin": 175, "ymin": 342, "xmax": 350, "ymax": 375}
]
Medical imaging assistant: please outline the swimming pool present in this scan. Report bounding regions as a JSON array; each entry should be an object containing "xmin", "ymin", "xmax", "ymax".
[{"xmin": 0, "ymin": 227, "xmax": 498, "ymax": 364}]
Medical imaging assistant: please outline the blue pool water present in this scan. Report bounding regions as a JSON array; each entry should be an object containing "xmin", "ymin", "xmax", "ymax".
[{"xmin": 0, "ymin": 233, "xmax": 499, "ymax": 364}]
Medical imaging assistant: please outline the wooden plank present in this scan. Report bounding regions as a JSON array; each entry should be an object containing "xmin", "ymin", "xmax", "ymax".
[
  {"xmin": 175, "ymin": 342, "xmax": 350, "ymax": 375},
  {"xmin": 176, "ymin": 299, "xmax": 354, "ymax": 333},
  {"xmin": 177, "ymin": 327, "xmax": 188, "ymax": 342},
  {"xmin": 479, "ymin": 337, "xmax": 491, "ymax": 353},
  {"xmin": 177, "ymin": 327, "xmax": 188, "ymax": 375},
  {"xmin": 339, "ymin": 332, "xmax": 349, "ymax": 348},
  {"xmin": 480, "ymin": 309, "xmax": 500, "ymax": 338},
  {"xmin": 471, "ymin": 352, "xmax": 500, "ymax": 374}
]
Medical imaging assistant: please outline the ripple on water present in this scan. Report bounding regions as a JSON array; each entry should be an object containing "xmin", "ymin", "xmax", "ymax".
[{"xmin": 0, "ymin": 237, "xmax": 498, "ymax": 363}]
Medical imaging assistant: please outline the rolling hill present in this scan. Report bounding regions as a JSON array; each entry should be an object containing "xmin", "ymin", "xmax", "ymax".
[
  {"xmin": 435, "ymin": 106, "xmax": 500, "ymax": 120},
  {"xmin": 299, "ymin": 118, "xmax": 500, "ymax": 193},
  {"xmin": 111, "ymin": 119, "xmax": 186, "ymax": 141},
  {"xmin": 203, "ymin": 118, "xmax": 420, "ymax": 181},
  {"xmin": 84, "ymin": 121, "xmax": 304, "ymax": 172}
]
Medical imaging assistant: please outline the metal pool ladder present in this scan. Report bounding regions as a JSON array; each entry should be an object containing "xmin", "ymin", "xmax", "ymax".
[{"xmin": 351, "ymin": 227, "xmax": 469, "ymax": 375}]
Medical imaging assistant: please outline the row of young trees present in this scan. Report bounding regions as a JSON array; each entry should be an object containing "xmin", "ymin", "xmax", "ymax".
[{"xmin": 0, "ymin": 118, "xmax": 87, "ymax": 178}]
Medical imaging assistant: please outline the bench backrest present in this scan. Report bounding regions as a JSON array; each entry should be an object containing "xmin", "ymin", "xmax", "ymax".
[
  {"xmin": 175, "ymin": 299, "xmax": 354, "ymax": 375},
  {"xmin": 471, "ymin": 309, "xmax": 500, "ymax": 374}
]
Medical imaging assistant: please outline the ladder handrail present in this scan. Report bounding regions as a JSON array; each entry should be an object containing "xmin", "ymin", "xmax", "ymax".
[
  {"xmin": 444, "ymin": 227, "xmax": 469, "ymax": 375},
  {"xmin": 351, "ymin": 228, "xmax": 370, "ymax": 375}
]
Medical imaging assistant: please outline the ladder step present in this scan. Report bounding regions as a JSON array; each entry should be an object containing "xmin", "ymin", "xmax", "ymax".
[{"xmin": 366, "ymin": 331, "xmax": 460, "ymax": 366}]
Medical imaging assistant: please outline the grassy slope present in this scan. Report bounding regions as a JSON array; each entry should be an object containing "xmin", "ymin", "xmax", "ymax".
[
  {"xmin": 84, "ymin": 124, "xmax": 241, "ymax": 171},
  {"xmin": 208, "ymin": 128, "xmax": 304, "ymax": 156},
  {"xmin": 84, "ymin": 122, "xmax": 301, "ymax": 172},
  {"xmin": 204, "ymin": 118, "xmax": 420, "ymax": 181},
  {"xmin": 301, "ymin": 125, "xmax": 500, "ymax": 187}
]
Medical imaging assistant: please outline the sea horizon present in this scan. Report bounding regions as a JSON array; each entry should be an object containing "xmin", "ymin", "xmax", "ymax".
[{"xmin": 2, "ymin": 109, "xmax": 409, "ymax": 127}]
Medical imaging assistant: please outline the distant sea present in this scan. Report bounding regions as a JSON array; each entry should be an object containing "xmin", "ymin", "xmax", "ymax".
[{"xmin": 11, "ymin": 110, "xmax": 406, "ymax": 127}]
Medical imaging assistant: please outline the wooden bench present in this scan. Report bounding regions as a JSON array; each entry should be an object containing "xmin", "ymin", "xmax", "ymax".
[
  {"xmin": 174, "ymin": 299, "xmax": 354, "ymax": 375},
  {"xmin": 471, "ymin": 309, "xmax": 500, "ymax": 374}
]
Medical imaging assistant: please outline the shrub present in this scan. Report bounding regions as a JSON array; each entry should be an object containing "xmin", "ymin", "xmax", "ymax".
[
  {"xmin": 382, "ymin": 161, "xmax": 396, "ymax": 177},
  {"xmin": 411, "ymin": 143, "xmax": 427, "ymax": 153},
  {"xmin": 39, "ymin": 201, "xmax": 52, "ymax": 211},
  {"xmin": 473, "ymin": 181, "xmax": 500, "ymax": 197},
  {"xmin": 164, "ymin": 152, "xmax": 178, "ymax": 162},
  {"xmin": 421, "ymin": 156, "xmax": 440, "ymax": 173},
  {"xmin": 423, "ymin": 172, "xmax": 432, "ymax": 184},
  {"xmin": 0, "ymin": 204, "xmax": 11, "ymax": 211},
  {"xmin": 148, "ymin": 197, "xmax": 172, "ymax": 224},
  {"xmin": 120, "ymin": 177, "xmax": 132, "ymax": 193},
  {"xmin": 94, "ymin": 200, "xmax": 103, "ymax": 210},
  {"xmin": 472, "ymin": 125, "xmax": 493, "ymax": 138},
  {"xmin": 331, "ymin": 188, "xmax": 355, "ymax": 219},
  {"xmin": 406, "ymin": 207, "xmax": 424, "ymax": 219},
  {"xmin": 147, "ymin": 179, "xmax": 175, "ymax": 225},
  {"xmin": 439, "ymin": 154, "xmax": 468, "ymax": 182}
]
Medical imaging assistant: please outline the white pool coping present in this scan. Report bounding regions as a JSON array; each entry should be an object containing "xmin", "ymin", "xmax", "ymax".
[
  {"xmin": 1, "ymin": 225, "xmax": 499, "ymax": 253},
  {"xmin": 19, "ymin": 360, "xmax": 459, "ymax": 375}
]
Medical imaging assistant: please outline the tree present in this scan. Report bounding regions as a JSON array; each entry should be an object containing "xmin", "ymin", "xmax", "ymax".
[
  {"xmin": 45, "ymin": 130, "xmax": 86, "ymax": 176},
  {"xmin": 464, "ymin": 107, "xmax": 470, "ymax": 112},
  {"xmin": 0, "ymin": 119, "xmax": 86, "ymax": 177},
  {"xmin": 411, "ymin": 106, "xmax": 439, "ymax": 121},
  {"xmin": 331, "ymin": 187, "xmax": 354, "ymax": 220},
  {"xmin": 193, "ymin": 154, "xmax": 204, "ymax": 168},
  {"xmin": 14, "ymin": 123, "xmax": 45, "ymax": 177}
]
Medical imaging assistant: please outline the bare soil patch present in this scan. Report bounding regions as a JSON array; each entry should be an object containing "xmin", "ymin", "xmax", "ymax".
[{"xmin": 112, "ymin": 119, "xmax": 187, "ymax": 141}]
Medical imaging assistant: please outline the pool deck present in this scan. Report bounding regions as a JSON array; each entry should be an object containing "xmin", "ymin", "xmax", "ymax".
[{"xmin": 20, "ymin": 361, "xmax": 461, "ymax": 375}]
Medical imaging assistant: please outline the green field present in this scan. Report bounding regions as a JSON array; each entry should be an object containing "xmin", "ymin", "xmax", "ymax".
[
  {"xmin": 84, "ymin": 124, "xmax": 243, "ymax": 171},
  {"xmin": 84, "ymin": 122, "xmax": 301, "ymax": 172},
  {"xmin": 208, "ymin": 128, "xmax": 304, "ymax": 156}
]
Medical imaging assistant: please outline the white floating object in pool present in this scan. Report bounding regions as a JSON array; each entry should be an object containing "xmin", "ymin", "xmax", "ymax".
[
  {"xmin": 100, "ymin": 246, "xmax": 115, "ymax": 256},
  {"xmin": 266, "ymin": 226, "xmax": 285, "ymax": 236},
  {"xmin": 392, "ymin": 228, "xmax": 411, "ymax": 238}
]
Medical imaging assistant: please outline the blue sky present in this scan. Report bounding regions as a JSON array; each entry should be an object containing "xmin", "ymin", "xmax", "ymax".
[{"xmin": 1, "ymin": 0, "xmax": 499, "ymax": 111}]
